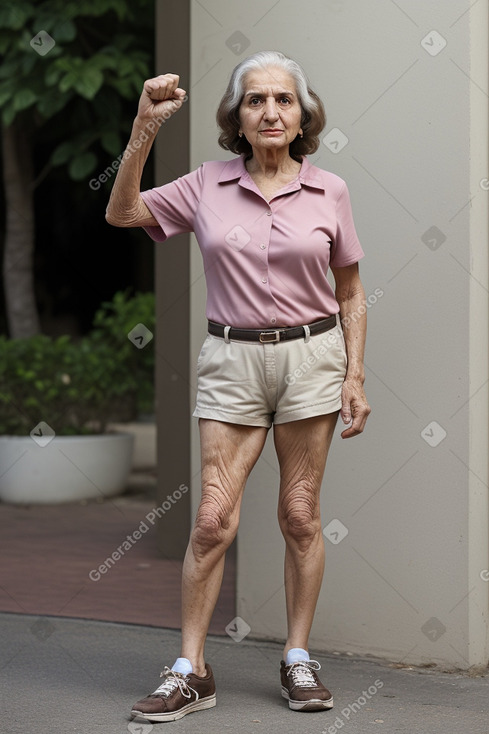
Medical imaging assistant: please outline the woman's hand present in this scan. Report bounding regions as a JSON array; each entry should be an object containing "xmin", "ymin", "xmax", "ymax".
[
  {"xmin": 340, "ymin": 378, "xmax": 371, "ymax": 439},
  {"xmin": 137, "ymin": 73, "xmax": 187, "ymax": 122}
]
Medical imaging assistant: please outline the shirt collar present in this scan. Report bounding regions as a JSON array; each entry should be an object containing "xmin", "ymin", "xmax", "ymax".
[{"xmin": 217, "ymin": 155, "xmax": 326, "ymax": 191}]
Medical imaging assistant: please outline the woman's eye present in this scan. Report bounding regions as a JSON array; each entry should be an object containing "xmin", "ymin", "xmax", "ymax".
[
  {"xmin": 279, "ymin": 97, "xmax": 291, "ymax": 104},
  {"xmin": 250, "ymin": 98, "xmax": 262, "ymax": 105}
]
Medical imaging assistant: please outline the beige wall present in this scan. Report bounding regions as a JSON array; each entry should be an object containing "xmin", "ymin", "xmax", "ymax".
[{"xmin": 187, "ymin": 0, "xmax": 489, "ymax": 668}]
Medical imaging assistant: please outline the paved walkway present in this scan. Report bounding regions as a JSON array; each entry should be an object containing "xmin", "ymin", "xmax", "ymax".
[
  {"xmin": 0, "ymin": 474, "xmax": 234, "ymax": 634},
  {"xmin": 1, "ymin": 474, "xmax": 488, "ymax": 733},
  {"xmin": 2, "ymin": 612, "xmax": 488, "ymax": 734}
]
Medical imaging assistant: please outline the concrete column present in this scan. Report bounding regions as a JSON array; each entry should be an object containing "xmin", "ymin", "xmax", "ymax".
[{"xmin": 154, "ymin": 0, "xmax": 191, "ymax": 559}]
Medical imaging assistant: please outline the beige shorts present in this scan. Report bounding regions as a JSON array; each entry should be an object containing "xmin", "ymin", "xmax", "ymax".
[{"xmin": 193, "ymin": 318, "xmax": 347, "ymax": 428}]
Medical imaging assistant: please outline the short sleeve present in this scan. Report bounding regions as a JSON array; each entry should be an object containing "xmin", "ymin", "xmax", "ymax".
[
  {"xmin": 140, "ymin": 165, "xmax": 204, "ymax": 242},
  {"xmin": 330, "ymin": 182, "xmax": 364, "ymax": 268}
]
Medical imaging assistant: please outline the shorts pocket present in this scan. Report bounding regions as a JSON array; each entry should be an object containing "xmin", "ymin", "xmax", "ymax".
[
  {"xmin": 196, "ymin": 335, "xmax": 222, "ymax": 375},
  {"xmin": 333, "ymin": 325, "xmax": 348, "ymax": 372},
  {"xmin": 196, "ymin": 335, "xmax": 211, "ymax": 373}
]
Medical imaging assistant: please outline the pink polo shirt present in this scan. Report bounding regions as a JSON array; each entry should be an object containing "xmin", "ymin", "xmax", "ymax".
[{"xmin": 141, "ymin": 155, "xmax": 364, "ymax": 329}]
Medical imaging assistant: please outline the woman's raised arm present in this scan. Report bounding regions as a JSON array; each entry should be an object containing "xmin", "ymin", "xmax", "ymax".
[{"xmin": 105, "ymin": 73, "xmax": 186, "ymax": 228}]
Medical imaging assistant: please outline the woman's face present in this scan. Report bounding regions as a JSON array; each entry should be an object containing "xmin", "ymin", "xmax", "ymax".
[{"xmin": 238, "ymin": 67, "xmax": 303, "ymax": 154}]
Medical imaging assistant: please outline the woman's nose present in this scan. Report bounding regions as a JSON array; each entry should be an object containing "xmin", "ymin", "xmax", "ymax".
[{"xmin": 264, "ymin": 98, "xmax": 279, "ymax": 121}]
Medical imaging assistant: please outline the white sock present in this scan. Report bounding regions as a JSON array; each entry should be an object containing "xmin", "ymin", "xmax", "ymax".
[
  {"xmin": 171, "ymin": 657, "xmax": 193, "ymax": 675},
  {"xmin": 286, "ymin": 647, "xmax": 310, "ymax": 665}
]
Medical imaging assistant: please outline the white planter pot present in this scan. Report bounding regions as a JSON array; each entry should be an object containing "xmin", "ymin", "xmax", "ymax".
[
  {"xmin": 108, "ymin": 421, "xmax": 156, "ymax": 470},
  {"xmin": 0, "ymin": 433, "xmax": 134, "ymax": 504}
]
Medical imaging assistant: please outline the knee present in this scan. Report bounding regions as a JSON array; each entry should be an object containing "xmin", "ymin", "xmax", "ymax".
[
  {"xmin": 191, "ymin": 488, "xmax": 237, "ymax": 558},
  {"xmin": 279, "ymin": 483, "xmax": 321, "ymax": 547}
]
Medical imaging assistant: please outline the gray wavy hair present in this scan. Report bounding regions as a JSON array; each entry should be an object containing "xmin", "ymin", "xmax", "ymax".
[{"xmin": 216, "ymin": 51, "xmax": 326, "ymax": 161}]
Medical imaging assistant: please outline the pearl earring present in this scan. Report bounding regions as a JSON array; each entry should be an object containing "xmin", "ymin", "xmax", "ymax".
[{"xmin": 238, "ymin": 131, "xmax": 243, "ymax": 138}]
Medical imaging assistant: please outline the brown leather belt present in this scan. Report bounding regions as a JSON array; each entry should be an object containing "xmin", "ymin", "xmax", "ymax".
[{"xmin": 207, "ymin": 315, "xmax": 337, "ymax": 343}]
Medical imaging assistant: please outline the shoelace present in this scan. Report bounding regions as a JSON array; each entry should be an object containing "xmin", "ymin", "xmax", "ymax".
[
  {"xmin": 151, "ymin": 667, "xmax": 191, "ymax": 699},
  {"xmin": 286, "ymin": 660, "xmax": 321, "ymax": 688}
]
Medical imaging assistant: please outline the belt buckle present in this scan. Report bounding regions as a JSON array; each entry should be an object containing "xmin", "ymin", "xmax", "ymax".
[{"xmin": 259, "ymin": 330, "xmax": 281, "ymax": 343}]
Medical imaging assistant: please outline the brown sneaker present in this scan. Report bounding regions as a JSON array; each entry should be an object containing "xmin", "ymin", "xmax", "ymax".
[
  {"xmin": 280, "ymin": 659, "xmax": 334, "ymax": 711},
  {"xmin": 131, "ymin": 664, "xmax": 216, "ymax": 722}
]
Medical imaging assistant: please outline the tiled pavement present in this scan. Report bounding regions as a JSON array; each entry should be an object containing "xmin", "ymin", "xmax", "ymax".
[
  {"xmin": 1, "ymin": 475, "xmax": 488, "ymax": 733},
  {"xmin": 0, "ymin": 473, "xmax": 235, "ymax": 634}
]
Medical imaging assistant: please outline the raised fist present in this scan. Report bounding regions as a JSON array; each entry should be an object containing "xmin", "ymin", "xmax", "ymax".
[{"xmin": 137, "ymin": 73, "xmax": 186, "ymax": 121}]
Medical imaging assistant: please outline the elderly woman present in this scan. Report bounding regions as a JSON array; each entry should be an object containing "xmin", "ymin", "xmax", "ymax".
[{"xmin": 106, "ymin": 50, "xmax": 370, "ymax": 723}]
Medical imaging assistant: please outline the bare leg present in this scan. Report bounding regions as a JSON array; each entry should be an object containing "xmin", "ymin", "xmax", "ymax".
[
  {"xmin": 180, "ymin": 419, "xmax": 267, "ymax": 676},
  {"xmin": 273, "ymin": 413, "xmax": 338, "ymax": 659}
]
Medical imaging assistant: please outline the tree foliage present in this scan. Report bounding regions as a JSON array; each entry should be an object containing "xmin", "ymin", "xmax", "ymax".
[{"xmin": 0, "ymin": 0, "xmax": 154, "ymax": 181}]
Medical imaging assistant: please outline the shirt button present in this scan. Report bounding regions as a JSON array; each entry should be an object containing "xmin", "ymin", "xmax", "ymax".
[
  {"xmin": 261, "ymin": 277, "xmax": 268, "ymax": 284},
  {"xmin": 266, "ymin": 211, "xmax": 272, "ymax": 216},
  {"xmin": 260, "ymin": 243, "xmax": 267, "ymax": 250},
  {"xmin": 270, "ymin": 317, "xmax": 277, "ymax": 324}
]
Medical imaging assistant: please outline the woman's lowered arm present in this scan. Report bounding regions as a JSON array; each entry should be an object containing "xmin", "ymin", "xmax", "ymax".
[{"xmin": 331, "ymin": 262, "xmax": 371, "ymax": 439}]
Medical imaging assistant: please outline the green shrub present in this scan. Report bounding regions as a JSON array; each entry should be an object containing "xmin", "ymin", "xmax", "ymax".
[
  {"xmin": 90, "ymin": 290, "xmax": 155, "ymax": 415},
  {"xmin": 0, "ymin": 291, "xmax": 155, "ymax": 435}
]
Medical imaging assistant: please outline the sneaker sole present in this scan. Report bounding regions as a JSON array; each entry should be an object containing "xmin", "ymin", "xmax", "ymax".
[
  {"xmin": 131, "ymin": 693, "xmax": 216, "ymax": 722},
  {"xmin": 281, "ymin": 686, "xmax": 334, "ymax": 711}
]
